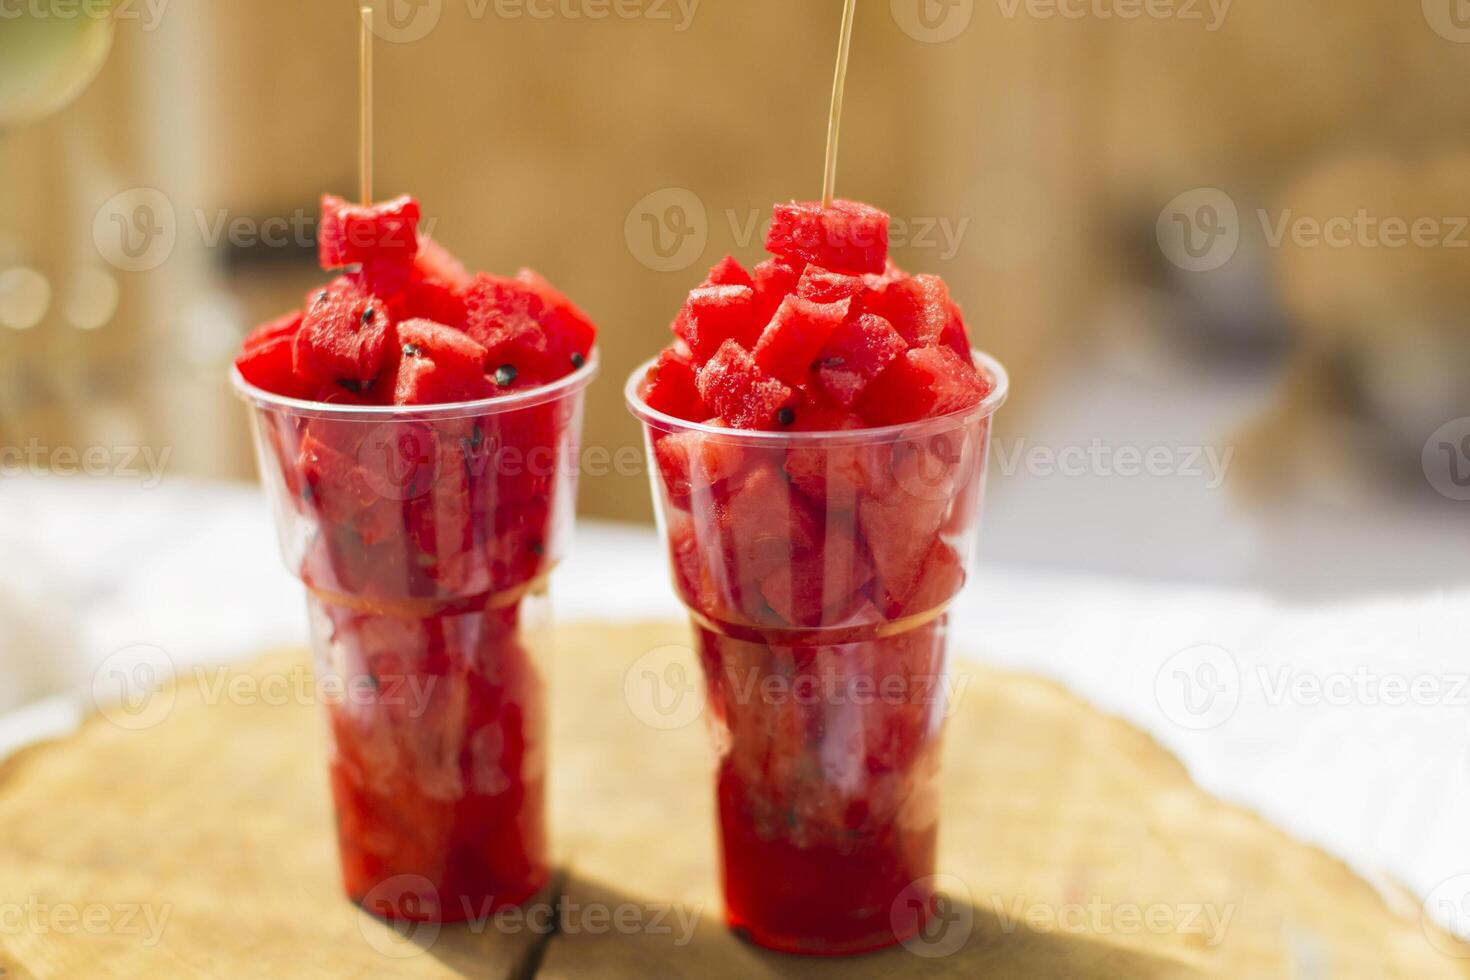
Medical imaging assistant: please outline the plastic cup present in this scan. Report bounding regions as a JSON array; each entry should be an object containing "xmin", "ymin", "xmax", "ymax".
[
  {"xmin": 233, "ymin": 354, "xmax": 596, "ymax": 922},
  {"xmin": 626, "ymin": 351, "xmax": 1007, "ymax": 955}
]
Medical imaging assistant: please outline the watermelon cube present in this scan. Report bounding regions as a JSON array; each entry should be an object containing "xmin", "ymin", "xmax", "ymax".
[
  {"xmin": 318, "ymin": 194, "xmax": 421, "ymax": 271},
  {"xmin": 514, "ymin": 268, "xmax": 598, "ymax": 372},
  {"xmin": 857, "ymin": 485, "xmax": 951, "ymax": 618},
  {"xmin": 392, "ymin": 319, "xmax": 493, "ymax": 406},
  {"xmin": 704, "ymin": 255, "xmax": 755, "ymax": 288},
  {"xmin": 815, "ymin": 312, "xmax": 908, "ymax": 408},
  {"xmin": 752, "ymin": 295, "xmax": 852, "ymax": 386},
  {"xmin": 862, "ymin": 272, "xmax": 938, "ymax": 345},
  {"xmin": 293, "ymin": 277, "xmax": 395, "ymax": 389},
  {"xmin": 298, "ymin": 431, "xmax": 403, "ymax": 546},
  {"xmin": 462, "ymin": 273, "xmax": 552, "ymax": 381},
  {"xmin": 855, "ymin": 347, "xmax": 988, "ymax": 427},
  {"xmin": 673, "ymin": 285, "xmax": 760, "ymax": 363},
  {"xmin": 695, "ymin": 340, "xmax": 794, "ymax": 431},
  {"xmin": 653, "ymin": 429, "xmax": 747, "ymax": 506},
  {"xmin": 796, "ymin": 267, "xmax": 864, "ymax": 306},
  {"xmin": 757, "ymin": 519, "xmax": 874, "ymax": 628},
  {"xmin": 765, "ymin": 199, "xmax": 890, "ymax": 276},
  {"xmin": 236, "ymin": 312, "xmax": 313, "ymax": 398},
  {"xmin": 751, "ymin": 257, "xmax": 803, "ymax": 326},
  {"xmin": 642, "ymin": 348, "xmax": 708, "ymax": 421}
]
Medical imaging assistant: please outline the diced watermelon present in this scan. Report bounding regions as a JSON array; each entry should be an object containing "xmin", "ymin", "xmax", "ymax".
[
  {"xmin": 855, "ymin": 347, "xmax": 988, "ymax": 427},
  {"xmin": 392, "ymin": 319, "xmax": 492, "ymax": 406},
  {"xmin": 765, "ymin": 199, "xmax": 890, "ymax": 275},
  {"xmin": 757, "ymin": 518, "xmax": 873, "ymax": 628},
  {"xmin": 318, "ymin": 194, "xmax": 421, "ymax": 271},
  {"xmin": 857, "ymin": 485, "xmax": 951, "ymax": 617},
  {"xmin": 861, "ymin": 272, "xmax": 955, "ymax": 348},
  {"xmin": 704, "ymin": 255, "xmax": 754, "ymax": 288},
  {"xmin": 642, "ymin": 348, "xmax": 708, "ymax": 420},
  {"xmin": 236, "ymin": 312, "xmax": 313, "ymax": 398},
  {"xmin": 695, "ymin": 340, "xmax": 794, "ymax": 431},
  {"xmin": 752, "ymin": 295, "xmax": 851, "ymax": 386},
  {"xmin": 653, "ymin": 429, "xmax": 746, "ymax": 506},
  {"xmin": 293, "ymin": 276, "xmax": 395, "ymax": 389},
  {"xmin": 714, "ymin": 464, "xmax": 822, "ymax": 616},
  {"xmin": 751, "ymin": 257, "xmax": 803, "ymax": 326},
  {"xmin": 815, "ymin": 312, "xmax": 908, "ymax": 408},
  {"xmin": 796, "ymin": 267, "xmax": 864, "ymax": 306},
  {"xmin": 673, "ymin": 285, "xmax": 760, "ymax": 363},
  {"xmin": 298, "ymin": 431, "xmax": 403, "ymax": 546},
  {"xmin": 888, "ymin": 540, "xmax": 966, "ymax": 618},
  {"xmin": 939, "ymin": 298, "xmax": 973, "ymax": 361},
  {"xmin": 416, "ymin": 236, "xmax": 472, "ymax": 290},
  {"xmin": 514, "ymin": 268, "xmax": 598, "ymax": 373},
  {"xmin": 462, "ymin": 273, "xmax": 552, "ymax": 381}
]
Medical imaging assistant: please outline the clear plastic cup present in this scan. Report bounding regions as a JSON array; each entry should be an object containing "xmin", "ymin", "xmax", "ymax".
[
  {"xmin": 233, "ymin": 354, "xmax": 596, "ymax": 922},
  {"xmin": 626, "ymin": 351, "xmax": 1007, "ymax": 955}
]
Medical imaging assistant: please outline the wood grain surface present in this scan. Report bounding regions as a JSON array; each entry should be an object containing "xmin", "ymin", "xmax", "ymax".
[{"xmin": 0, "ymin": 621, "xmax": 1464, "ymax": 979}]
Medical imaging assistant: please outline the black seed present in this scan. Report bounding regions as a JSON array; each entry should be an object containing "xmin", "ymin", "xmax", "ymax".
[
  {"xmin": 777, "ymin": 407, "xmax": 796, "ymax": 427},
  {"xmin": 402, "ymin": 343, "xmax": 423, "ymax": 358},
  {"xmin": 570, "ymin": 352, "xmax": 586, "ymax": 369},
  {"xmin": 469, "ymin": 424, "xmax": 484, "ymax": 451},
  {"xmin": 337, "ymin": 379, "xmax": 363, "ymax": 394},
  {"xmin": 531, "ymin": 540, "xmax": 545, "ymax": 556},
  {"xmin": 494, "ymin": 364, "xmax": 518, "ymax": 387},
  {"xmin": 316, "ymin": 290, "xmax": 329, "ymax": 305},
  {"xmin": 361, "ymin": 307, "xmax": 375, "ymax": 324},
  {"xmin": 301, "ymin": 484, "xmax": 316, "ymax": 503}
]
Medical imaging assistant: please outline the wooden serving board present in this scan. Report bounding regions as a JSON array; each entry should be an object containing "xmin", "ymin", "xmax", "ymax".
[{"xmin": 0, "ymin": 622, "xmax": 1464, "ymax": 979}]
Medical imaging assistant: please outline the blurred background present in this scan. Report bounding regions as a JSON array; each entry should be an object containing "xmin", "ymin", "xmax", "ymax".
[{"xmin": 3, "ymin": 0, "xmax": 1470, "ymax": 943}]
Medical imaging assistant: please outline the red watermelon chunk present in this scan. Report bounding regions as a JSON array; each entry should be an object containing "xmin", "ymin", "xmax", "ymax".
[
  {"xmin": 642, "ymin": 348, "xmax": 708, "ymax": 420},
  {"xmin": 704, "ymin": 255, "xmax": 754, "ymax": 288},
  {"xmin": 757, "ymin": 519, "xmax": 874, "ymax": 628},
  {"xmin": 674, "ymin": 285, "xmax": 760, "ymax": 363},
  {"xmin": 752, "ymin": 295, "xmax": 851, "ymax": 386},
  {"xmin": 653, "ymin": 429, "xmax": 747, "ymax": 506},
  {"xmin": 393, "ymin": 319, "xmax": 493, "ymax": 406},
  {"xmin": 293, "ymin": 277, "xmax": 395, "ymax": 390},
  {"xmin": 236, "ymin": 312, "xmax": 313, "ymax": 398},
  {"xmin": 765, "ymin": 199, "xmax": 890, "ymax": 276},
  {"xmin": 796, "ymin": 267, "xmax": 865, "ymax": 305},
  {"xmin": 318, "ymin": 194, "xmax": 420, "ymax": 271},
  {"xmin": 715, "ymin": 464, "xmax": 821, "ymax": 608},
  {"xmin": 855, "ymin": 347, "xmax": 988, "ymax": 427},
  {"xmin": 857, "ymin": 485, "xmax": 951, "ymax": 617},
  {"xmin": 462, "ymin": 273, "xmax": 552, "ymax": 380},
  {"xmin": 695, "ymin": 340, "xmax": 794, "ymax": 431},
  {"xmin": 298, "ymin": 431, "xmax": 402, "ymax": 546},
  {"xmin": 888, "ymin": 540, "xmax": 966, "ymax": 619},
  {"xmin": 862, "ymin": 272, "xmax": 950, "ymax": 348},
  {"xmin": 815, "ymin": 312, "xmax": 908, "ymax": 408},
  {"xmin": 514, "ymin": 268, "xmax": 597, "ymax": 372},
  {"xmin": 751, "ymin": 257, "xmax": 804, "ymax": 325},
  {"xmin": 416, "ymin": 236, "xmax": 472, "ymax": 290}
]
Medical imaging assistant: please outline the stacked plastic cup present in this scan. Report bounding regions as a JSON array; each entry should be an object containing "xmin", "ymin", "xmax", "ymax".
[
  {"xmin": 627, "ymin": 351, "xmax": 1007, "ymax": 955},
  {"xmin": 234, "ymin": 354, "xmax": 596, "ymax": 922}
]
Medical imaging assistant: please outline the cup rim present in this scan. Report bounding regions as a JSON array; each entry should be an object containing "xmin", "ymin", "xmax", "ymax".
[
  {"xmin": 624, "ymin": 347, "xmax": 1008, "ymax": 444},
  {"xmin": 231, "ymin": 348, "xmax": 600, "ymax": 420}
]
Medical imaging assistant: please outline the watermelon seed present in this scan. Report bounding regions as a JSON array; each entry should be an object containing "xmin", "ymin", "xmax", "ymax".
[
  {"xmin": 777, "ymin": 407, "xmax": 796, "ymax": 427},
  {"xmin": 361, "ymin": 307, "xmax": 376, "ymax": 324},
  {"xmin": 494, "ymin": 365, "xmax": 518, "ymax": 387},
  {"xmin": 531, "ymin": 540, "xmax": 545, "ymax": 556},
  {"xmin": 403, "ymin": 343, "xmax": 423, "ymax": 358},
  {"xmin": 315, "ymin": 290, "xmax": 329, "ymax": 305},
  {"xmin": 570, "ymin": 352, "xmax": 586, "ymax": 369},
  {"xmin": 337, "ymin": 379, "xmax": 363, "ymax": 394}
]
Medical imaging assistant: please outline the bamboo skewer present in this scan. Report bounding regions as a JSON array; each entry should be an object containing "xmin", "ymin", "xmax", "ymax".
[
  {"xmin": 360, "ymin": 6, "xmax": 374, "ymax": 206},
  {"xmin": 822, "ymin": 0, "xmax": 859, "ymax": 209}
]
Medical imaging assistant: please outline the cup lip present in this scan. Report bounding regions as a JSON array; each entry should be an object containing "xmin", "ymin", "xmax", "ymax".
[
  {"xmin": 624, "ymin": 347, "xmax": 1008, "ymax": 444},
  {"xmin": 230, "ymin": 347, "xmax": 600, "ymax": 420}
]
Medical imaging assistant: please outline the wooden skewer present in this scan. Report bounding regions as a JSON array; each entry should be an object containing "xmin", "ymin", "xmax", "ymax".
[
  {"xmin": 822, "ymin": 0, "xmax": 858, "ymax": 209},
  {"xmin": 360, "ymin": 5, "xmax": 374, "ymax": 206}
]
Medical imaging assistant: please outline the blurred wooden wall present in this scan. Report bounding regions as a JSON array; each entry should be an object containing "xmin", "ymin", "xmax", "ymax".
[{"xmin": 4, "ymin": 0, "xmax": 1464, "ymax": 520}]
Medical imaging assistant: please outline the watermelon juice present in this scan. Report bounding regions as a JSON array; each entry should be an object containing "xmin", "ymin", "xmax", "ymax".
[
  {"xmin": 626, "ymin": 200, "xmax": 1008, "ymax": 954},
  {"xmin": 232, "ymin": 194, "xmax": 598, "ymax": 921}
]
